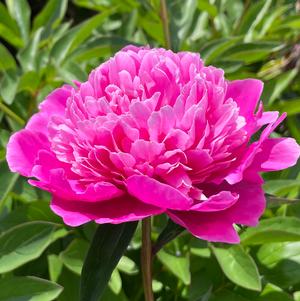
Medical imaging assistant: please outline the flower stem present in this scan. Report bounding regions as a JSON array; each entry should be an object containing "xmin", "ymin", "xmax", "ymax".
[
  {"xmin": 141, "ymin": 217, "xmax": 154, "ymax": 301},
  {"xmin": 160, "ymin": 0, "xmax": 171, "ymax": 49},
  {"xmin": 0, "ymin": 100, "xmax": 25, "ymax": 126}
]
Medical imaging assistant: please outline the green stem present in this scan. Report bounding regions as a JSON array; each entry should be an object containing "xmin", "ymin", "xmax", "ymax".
[
  {"xmin": 0, "ymin": 101, "xmax": 25, "ymax": 126},
  {"xmin": 141, "ymin": 217, "xmax": 154, "ymax": 301},
  {"xmin": 160, "ymin": 0, "xmax": 171, "ymax": 49}
]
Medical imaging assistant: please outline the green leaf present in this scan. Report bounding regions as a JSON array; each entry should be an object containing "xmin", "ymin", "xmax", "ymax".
[
  {"xmin": 237, "ymin": 0, "xmax": 268, "ymax": 35},
  {"xmin": 200, "ymin": 37, "xmax": 241, "ymax": 65},
  {"xmin": 257, "ymin": 242, "xmax": 300, "ymax": 288},
  {"xmin": 258, "ymin": 283, "xmax": 294, "ymax": 301},
  {"xmin": 70, "ymin": 36, "xmax": 134, "ymax": 62},
  {"xmin": 32, "ymin": 0, "xmax": 68, "ymax": 32},
  {"xmin": 0, "ymin": 276, "xmax": 63, "ymax": 301},
  {"xmin": 270, "ymin": 98, "xmax": 300, "ymax": 117},
  {"xmin": 117, "ymin": 256, "xmax": 138, "ymax": 275},
  {"xmin": 60, "ymin": 239, "xmax": 89, "ymax": 275},
  {"xmin": 0, "ymin": 22, "xmax": 23, "ymax": 48},
  {"xmin": 18, "ymin": 71, "xmax": 40, "ymax": 93},
  {"xmin": 5, "ymin": 0, "xmax": 31, "ymax": 43},
  {"xmin": 211, "ymin": 244, "xmax": 261, "ymax": 291},
  {"xmin": 0, "ymin": 160, "xmax": 18, "ymax": 205},
  {"xmin": 263, "ymin": 179, "xmax": 300, "ymax": 196},
  {"xmin": 69, "ymin": 9, "xmax": 116, "ymax": 53},
  {"xmin": 244, "ymin": 0, "xmax": 272, "ymax": 42},
  {"xmin": 0, "ymin": 2, "xmax": 19, "ymax": 34},
  {"xmin": 109, "ymin": 269, "xmax": 122, "ymax": 295},
  {"xmin": 221, "ymin": 42, "xmax": 282, "ymax": 64},
  {"xmin": 157, "ymin": 249, "xmax": 191, "ymax": 285},
  {"xmin": 80, "ymin": 222, "xmax": 138, "ymax": 301},
  {"xmin": 197, "ymin": 0, "xmax": 217, "ymax": 17},
  {"xmin": 268, "ymin": 70, "xmax": 298, "ymax": 105},
  {"xmin": 0, "ymin": 221, "xmax": 60, "ymax": 273},
  {"xmin": 241, "ymin": 217, "xmax": 300, "ymax": 245},
  {"xmin": 210, "ymin": 289, "xmax": 250, "ymax": 301},
  {"xmin": 0, "ymin": 43, "xmax": 16, "ymax": 71},
  {"xmin": 152, "ymin": 218, "xmax": 185, "ymax": 255},
  {"xmin": 48, "ymin": 254, "xmax": 63, "ymax": 282},
  {"xmin": 0, "ymin": 69, "xmax": 19, "ymax": 105},
  {"xmin": 50, "ymin": 10, "xmax": 114, "ymax": 64},
  {"xmin": 18, "ymin": 28, "xmax": 43, "ymax": 72}
]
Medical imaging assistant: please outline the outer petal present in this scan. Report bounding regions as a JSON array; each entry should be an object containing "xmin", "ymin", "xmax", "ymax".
[
  {"xmin": 6, "ymin": 129, "xmax": 49, "ymax": 177},
  {"xmin": 127, "ymin": 175, "xmax": 193, "ymax": 210},
  {"xmin": 39, "ymin": 85, "xmax": 73, "ymax": 116},
  {"xmin": 249, "ymin": 137, "xmax": 300, "ymax": 172},
  {"xmin": 50, "ymin": 195, "xmax": 164, "ymax": 226},
  {"xmin": 167, "ymin": 181, "xmax": 265, "ymax": 243},
  {"xmin": 225, "ymin": 113, "xmax": 286, "ymax": 184},
  {"xmin": 226, "ymin": 79, "xmax": 263, "ymax": 119},
  {"xmin": 168, "ymin": 210, "xmax": 240, "ymax": 243}
]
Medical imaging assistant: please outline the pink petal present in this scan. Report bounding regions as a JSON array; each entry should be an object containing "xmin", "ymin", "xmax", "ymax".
[
  {"xmin": 190, "ymin": 191, "xmax": 238, "ymax": 212},
  {"xmin": 167, "ymin": 181, "xmax": 265, "ymax": 243},
  {"xmin": 253, "ymin": 138, "xmax": 300, "ymax": 172},
  {"xmin": 126, "ymin": 175, "xmax": 193, "ymax": 210},
  {"xmin": 168, "ymin": 211, "xmax": 240, "ymax": 243},
  {"xmin": 50, "ymin": 195, "xmax": 164, "ymax": 226},
  {"xmin": 6, "ymin": 129, "xmax": 49, "ymax": 177},
  {"xmin": 226, "ymin": 79, "xmax": 263, "ymax": 119},
  {"xmin": 39, "ymin": 85, "xmax": 73, "ymax": 116}
]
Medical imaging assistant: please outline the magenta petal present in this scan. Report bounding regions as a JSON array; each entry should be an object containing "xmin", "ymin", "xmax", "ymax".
[
  {"xmin": 190, "ymin": 191, "xmax": 238, "ymax": 212},
  {"xmin": 226, "ymin": 79, "xmax": 263, "ymax": 119},
  {"xmin": 6, "ymin": 130, "xmax": 49, "ymax": 177},
  {"xmin": 254, "ymin": 138, "xmax": 300, "ymax": 171},
  {"xmin": 168, "ymin": 211, "xmax": 240, "ymax": 243},
  {"xmin": 127, "ymin": 175, "xmax": 193, "ymax": 210},
  {"xmin": 39, "ymin": 85, "xmax": 73, "ymax": 116},
  {"xmin": 224, "ymin": 181, "xmax": 265, "ymax": 226},
  {"xmin": 167, "ymin": 181, "xmax": 265, "ymax": 243},
  {"xmin": 50, "ymin": 195, "xmax": 164, "ymax": 226}
]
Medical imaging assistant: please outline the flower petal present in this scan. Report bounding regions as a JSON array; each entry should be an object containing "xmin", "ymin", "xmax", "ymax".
[
  {"xmin": 126, "ymin": 175, "xmax": 193, "ymax": 210},
  {"xmin": 50, "ymin": 195, "xmax": 164, "ymax": 226},
  {"xmin": 252, "ymin": 137, "xmax": 300, "ymax": 172},
  {"xmin": 190, "ymin": 191, "xmax": 238, "ymax": 212},
  {"xmin": 167, "ymin": 181, "xmax": 265, "ymax": 243},
  {"xmin": 6, "ymin": 129, "xmax": 49, "ymax": 177},
  {"xmin": 226, "ymin": 79, "xmax": 263, "ymax": 119}
]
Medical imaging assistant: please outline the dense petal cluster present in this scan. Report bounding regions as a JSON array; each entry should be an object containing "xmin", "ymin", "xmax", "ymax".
[{"xmin": 7, "ymin": 46, "xmax": 300, "ymax": 243}]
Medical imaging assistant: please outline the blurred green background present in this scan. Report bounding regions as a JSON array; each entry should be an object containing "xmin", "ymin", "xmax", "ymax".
[{"xmin": 0, "ymin": 0, "xmax": 300, "ymax": 300}]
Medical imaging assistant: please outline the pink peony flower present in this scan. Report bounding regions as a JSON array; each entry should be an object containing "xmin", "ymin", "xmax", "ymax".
[{"xmin": 6, "ymin": 46, "xmax": 300, "ymax": 243}]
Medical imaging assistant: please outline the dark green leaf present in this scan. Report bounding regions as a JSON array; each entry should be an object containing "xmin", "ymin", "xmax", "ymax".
[
  {"xmin": 80, "ymin": 222, "xmax": 137, "ymax": 301},
  {"xmin": 152, "ymin": 218, "xmax": 185, "ymax": 255}
]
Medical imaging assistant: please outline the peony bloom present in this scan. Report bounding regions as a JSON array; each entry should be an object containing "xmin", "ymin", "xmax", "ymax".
[{"xmin": 6, "ymin": 46, "xmax": 300, "ymax": 243}]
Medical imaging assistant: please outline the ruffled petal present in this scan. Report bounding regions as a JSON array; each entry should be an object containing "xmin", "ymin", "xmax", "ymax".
[{"xmin": 190, "ymin": 191, "xmax": 238, "ymax": 212}]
